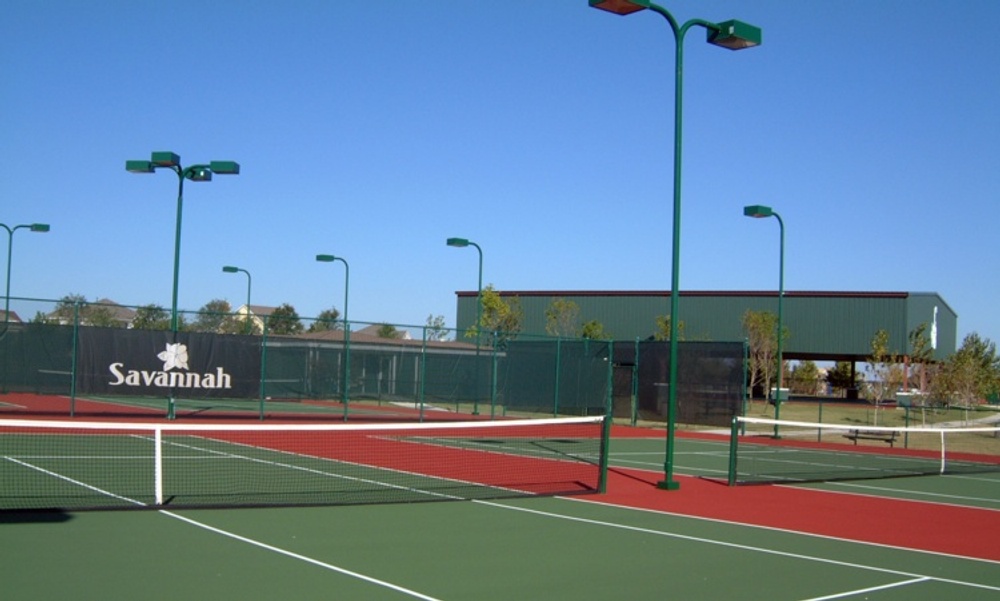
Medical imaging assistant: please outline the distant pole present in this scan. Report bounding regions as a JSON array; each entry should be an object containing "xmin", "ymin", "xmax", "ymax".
[
  {"xmin": 316, "ymin": 254, "xmax": 350, "ymax": 420},
  {"xmin": 743, "ymin": 204, "xmax": 785, "ymax": 438},
  {"xmin": 447, "ymin": 237, "xmax": 484, "ymax": 416},
  {"xmin": 2, "ymin": 222, "xmax": 50, "ymax": 323},
  {"xmin": 222, "ymin": 266, "xmax": 252, "ymax": 333}
]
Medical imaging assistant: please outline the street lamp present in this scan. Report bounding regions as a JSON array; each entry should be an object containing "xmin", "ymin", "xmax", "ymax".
[
  {"xmin": 316, "ymin": 254, "xmax": 350, "ymax": 420},
  {"xmin": 222, "ymin": 265, "xmax": 252, "ymax": 334},
  {"xmin": 127, "ymin": 151, "xmax": 239, "ymax": 419},
  {"xmin": 743, "ymin": 204, "xmax": 785, "ymax": 438},
  {"xmin": 126, "ymin": 151, "xmax": 240, "ymax": 333},
  {"xmin": 1, "ymin": 222, "xmax": 49, "ymax": 324},
  {"xmin": 446, "ymin": 237, "xmax": 484, "ymax": 415},
  {"xmin": 592, "ymin": 0, "xmax": 761, "ymax": 490}
]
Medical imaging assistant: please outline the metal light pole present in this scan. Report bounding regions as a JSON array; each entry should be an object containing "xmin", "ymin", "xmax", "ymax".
[
  {"xmin": 447, "ymin": 237, "xmax": 483, "ymax": 415},
  {"xmin": 222, "ymin": 265, "xmax": 252, "ymax": 334},
  {"xmin": 126, "ymin": 151, "xmax": 239, "ymax": 418},
  {"xmin": 316, "ymin": 254, "xmax": 350, "ymax": 420},
  {"xmin": 743, "ymin": 204, "xmax": 785, "ymax": 438},
  {"xmin": 1, "ymin": 222, "xmax": 50, "ymax": 324},
  {"xmin": 592, "ymin": 0, "xmax": 761, "ymax": 490}
]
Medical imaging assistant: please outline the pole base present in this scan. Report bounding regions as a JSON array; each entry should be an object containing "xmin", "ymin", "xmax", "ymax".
[{"xmin": 656, "ymin": 479, "xmax": 681, "ymax": 491}]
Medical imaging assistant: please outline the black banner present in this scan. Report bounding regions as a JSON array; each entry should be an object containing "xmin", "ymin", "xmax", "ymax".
[{"xmin": 76, "ymin": 328, "xmax": 261, "ymax": 398}]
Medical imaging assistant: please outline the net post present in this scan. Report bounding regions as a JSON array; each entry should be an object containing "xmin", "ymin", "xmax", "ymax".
[
  {"xmin": 154, "ymin": 427, "xmax": 163, "ymax": 506},
  {"xmin": 817, "ymin": 399, "xmax": 823, "ymax": 442},
  {"xmin": 939, "ymin": 430, "xmax": 946, "ymax": 474},
  {"xmin": 904, "ymin": 406, "xmax": 910, "ymax": 448},
  {"xmin": 597, "ymin": 413, "xmax": 611, "ymax": 494},
  {"xmin": 727, "ymin": 416, "xmax": 740, "ymax": 486}
]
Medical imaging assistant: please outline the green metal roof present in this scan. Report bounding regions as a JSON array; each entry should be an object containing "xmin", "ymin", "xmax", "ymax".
[{"xmin": 453, "ymin": 290, "xmax": 956, "ymax": 361}]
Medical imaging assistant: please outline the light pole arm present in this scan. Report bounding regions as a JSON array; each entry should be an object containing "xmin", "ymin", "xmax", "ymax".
[
  {"xmin": 171, "ymin": 171, "xmax": 185, "ymax": 333},
  {"xmin": 774, "ymin": 211, "xmax": 785, "ymax": 397},
  {"xmin": 469, "ymin": 242, "xmax": 483, "ymax": 334},
  {"xmin": 332, "ymin": 258, "xmax": 349, "ymax": 326}
]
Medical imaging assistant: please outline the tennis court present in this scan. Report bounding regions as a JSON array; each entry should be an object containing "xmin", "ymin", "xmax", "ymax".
[{"xmin": 2, "ymin": 410, "xmax": 999, "ymax": 600}]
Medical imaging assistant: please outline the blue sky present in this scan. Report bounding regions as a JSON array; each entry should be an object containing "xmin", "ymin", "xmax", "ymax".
[{"xmin": 2, "ymin": 0, "xmax": 998, "ymax": 347}]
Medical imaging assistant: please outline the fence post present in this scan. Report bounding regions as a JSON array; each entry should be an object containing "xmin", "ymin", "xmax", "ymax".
[
  {"xmin": 492, "ymin": 331, "xmax": 500, "ymax": 418},
  {"xmin": 258, "ymin": 321, "xmax": 268, "ymax": 420},
  {"xmin": 419, "ymin": 326, "xmax": 427, "ymax": 423},
  {"xmin": 553, "ymin": 337, "xmax": 562, "ymax": 417},
  {"xmin": 70, "ymin": 301, "xmax": 80, "ymax": 417}
]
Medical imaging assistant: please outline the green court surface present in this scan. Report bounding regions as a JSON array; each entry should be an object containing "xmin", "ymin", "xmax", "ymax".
[{"xmin": 2, "ymin": 434, "xmax": 999, "ymax": 600}]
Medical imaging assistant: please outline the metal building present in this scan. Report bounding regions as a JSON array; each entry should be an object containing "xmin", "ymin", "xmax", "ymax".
[{"xmin": 452, "ymin": 290, "xmax": 957, "ymax": 362}]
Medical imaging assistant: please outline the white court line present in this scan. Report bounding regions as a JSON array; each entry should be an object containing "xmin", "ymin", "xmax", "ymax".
[
  {"xmin": 476, "ymin": 498, "xmax": 1000, "ymax": 594},
  {"xmin": 161, "ymin": 510, "xmax": 445, "ymax": 601},
  {"xmin": 800, "ymin": 577, "xmax": 929, "ymax": 600},
  {"xmin": 5, "ymin": 455, "xmax": 446, "ymax": 601},
  {"xmin": 821, "ymin": 480, "xmax": 1000, "ymax": 508}
]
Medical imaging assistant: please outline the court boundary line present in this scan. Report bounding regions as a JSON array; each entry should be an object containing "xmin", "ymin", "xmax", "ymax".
[
  {"xmin": 6, "ymin": 454, "xmax": 447, "ymax": 601},
  {"xmin": 481, "ymin": 497, "xmax": 1000, "ymax": 592},
  {"xmin": 812, "ymin": 480, "xmax": 1000, "ymax": 510},
  {"xmin": 161, "ymin": 510, "xmax": 445, "ymax": 601},
  {"xmin": 573, "ymin": 484, "xmax": 1000, "ymax": 566},
  {"xmin": 800, "ymin": 577, "xmax": 930, "ymax": 601}
]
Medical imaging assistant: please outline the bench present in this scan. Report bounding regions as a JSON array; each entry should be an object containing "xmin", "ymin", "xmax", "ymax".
[{"xmin": 843, "ymin": 429, "xmax": 898, "ymax": 447}]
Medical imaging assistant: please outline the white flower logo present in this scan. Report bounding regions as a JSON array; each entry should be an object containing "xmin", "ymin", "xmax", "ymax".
[{"xmin": 157, "ymin": 343, "xmax": 189, "ymax": 371}]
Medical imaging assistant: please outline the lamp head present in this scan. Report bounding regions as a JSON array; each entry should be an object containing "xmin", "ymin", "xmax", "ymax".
[
  {"xmin": 186, "ymin": 167, "xmax": 213, "ymax": 182},
  {"xmin": 589, "ymin": 0, "xmax": 649, "ymax": 15},
  {"xmin": 209, "ymin": 161, "xmax": 240, "ymax": 175},
  {"xmin": 222, "ymin": 266, "xmax": 239, "ymax": 273},
  {"xmin": 29, "ymin": 223, "xmax": 50, "ymax": 233},
  {"xmin": 446, "ymin": 237, "xmax": 470, "ymax": 248},
  {"xmin": 743, "ymin": 205, "xmax": 774, "ymax": 218},
  {"xmin": 316, "ymin": 254, "xmax": 336, "ymax": 263},
  {"xmin": 707, "ymin": 20, "xmax": 762, "ymax": 50},
  {"xmin": 150, "ymin": 151, "xmax": 181, "ymax": 168},
  {"xmin": 125, "ymin": 160, "xmax": 155, "ymax": 174}
]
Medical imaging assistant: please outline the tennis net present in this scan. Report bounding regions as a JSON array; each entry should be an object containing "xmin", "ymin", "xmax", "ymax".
[
  {"xmin": 728, "ymin": 416, "xmax": 1000, "ymax": 485},
  {"xmin": 0, "ymin": 416, "xmax": 609, "ymax": 511}
]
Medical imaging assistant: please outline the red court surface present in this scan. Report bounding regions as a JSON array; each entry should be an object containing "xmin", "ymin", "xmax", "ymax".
[{"xmin": 593, "ymin": 457, "xmax": 1000, "ymax": 562}]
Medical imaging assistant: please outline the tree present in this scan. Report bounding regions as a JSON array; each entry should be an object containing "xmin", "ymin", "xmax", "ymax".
[
  {"xmin": 545, "ymin": 298, "xmax": 580, "ymax": 337},
  {"xmin": 905, "ymin": 322, "xmax": 934, "ymax": 392},
  {"xmin": 190, "ymin": 299, "xmax": 234, "ymax": 333},
  {"xmin": 29, "ymin": 311, "xmax": 54, "ymax": 324},
  {"xmin": 52, "ymin": 294, "xmax": 86, "ymax": 324},
  {"xmin": 266, "ymin": 303, "xmax": 303, "ymax": 335},
  {"xmin": 581, "ymin": 319, "xmax": 610, "ymax": 340},
  {"xmin": 788, "ymin": 360, "xmax": 820, "ymax": 395},
  {"xmin": 425, "ymin": 314, "xmax": 449, "ymax": 341},
  {"xmin": 132, "ymin": 304, "xmax": 171, "ymax": 331},
  {"xmin": 308, "ymin": 308, "xmax": 342, "ymax": 333},
  {"xmin": 825, "ymin": 361, "xmax": 858, "ymax": 396},
  {"xmin": 742, "ymin": 309, "xmax": 778, "ymax": 400},
  {"xmin": 85, "ymin": 304, "xmax": 121, "ymax": 328},
  {"xmin": 653, "ymin": 314, "xmax": 685, "ymax": 341},
  {"xmin": 376, "ymin": 323, "xmax": 403, "ymax": 339},
  {"xmin": 864, "ymin": 329, "xmax": 905, "ymax": 423},
  {"xmin": 933, "ymin": 333, "xmax": 1000, "ymax": 407},
  {"xmin": 469, "ymin": 285, "xmax": 522, "ymax": 346}
]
